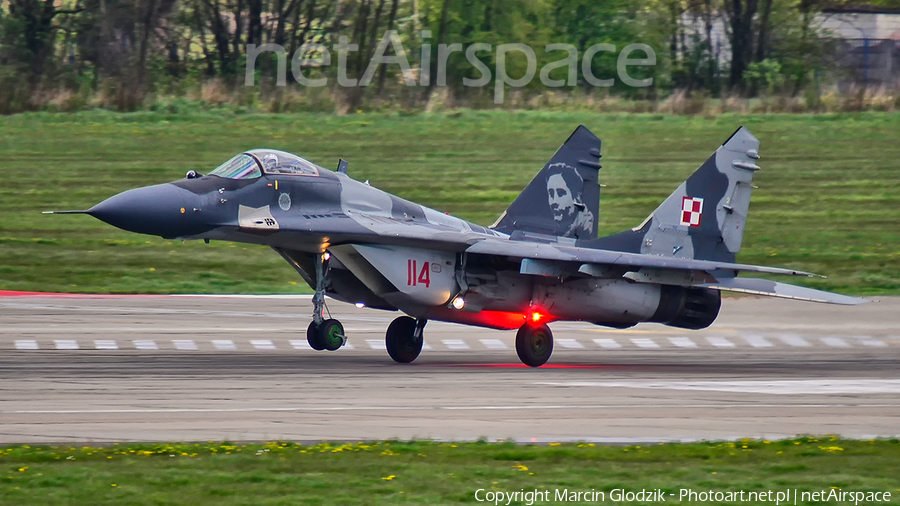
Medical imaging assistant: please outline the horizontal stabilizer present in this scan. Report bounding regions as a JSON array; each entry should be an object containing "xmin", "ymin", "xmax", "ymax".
[{"xmin": 698, "ymin": 278, "xmax": 869, "ymax": 305}]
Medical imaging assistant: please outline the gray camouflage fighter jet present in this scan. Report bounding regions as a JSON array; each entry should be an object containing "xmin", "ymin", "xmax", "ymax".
[{"xmin": 48, "ymin": 126, "xmax": 866, "ymax": 367}]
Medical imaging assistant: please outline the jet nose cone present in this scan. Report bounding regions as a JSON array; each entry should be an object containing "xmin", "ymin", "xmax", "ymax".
[{"xmin": 90, "ymin": 184, "xmax": 190, "ymax": 238}]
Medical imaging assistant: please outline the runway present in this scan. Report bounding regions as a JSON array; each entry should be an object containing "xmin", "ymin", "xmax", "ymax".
[{"xmin": 1, "ymin": 293, "xmax": 898, "ymax": 444}]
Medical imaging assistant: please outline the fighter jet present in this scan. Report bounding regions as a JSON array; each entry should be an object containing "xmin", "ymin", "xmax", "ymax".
[{"xmin": 48, "ymin": 126, "xmax": 866, "ymax": 366}]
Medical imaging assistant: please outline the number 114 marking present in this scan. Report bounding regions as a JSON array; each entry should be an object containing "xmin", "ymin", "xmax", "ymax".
[{"xmin": 407, "ymin": 259, "xmax": 431, "ymax": 288}]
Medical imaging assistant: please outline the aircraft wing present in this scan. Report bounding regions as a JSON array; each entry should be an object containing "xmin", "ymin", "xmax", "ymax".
[
  {"xmin": 465, "ymin": 239, "xmax": 868, "ymax": 305},
  {"xmin": 466, "ymin": 239, "xmax": 817, "ymax": 277}
]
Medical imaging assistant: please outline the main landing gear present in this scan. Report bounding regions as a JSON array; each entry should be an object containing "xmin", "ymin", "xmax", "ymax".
[
  {"xmin": 385, "ymin": 316, "xmax": 426, "ymax": 364},
  {"xmin": 307, "ymin": 252, "xmax": 347, "ymax": 352},
  {"xmin": 515, "ymin": 322, "xmax": 554, "ymax": 367}
]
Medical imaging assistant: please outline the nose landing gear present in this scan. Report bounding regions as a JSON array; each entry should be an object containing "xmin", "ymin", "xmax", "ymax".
[{"xmin": 307, "ymin": 252, "xmax": 347, "ymax": 352}]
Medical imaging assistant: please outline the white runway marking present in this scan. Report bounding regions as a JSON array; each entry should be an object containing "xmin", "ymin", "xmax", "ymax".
[
  {"xmin": 133, "ymin": 340, "xmax": 158, "ymax": 350},
  {"xmin": 778, "ymin": 334, "xmax": 810, "ymax": 347},
  {"xmin": 54, "ymin": 340, "xmax": 78, "ymax": 350},
  {"xmin": 706, "ymin": 336, "xmax": 735, "ymax": 348},
  {"xmin": 212, "ymin": 340, "xmax": 237, "ymax": 351},
  {"xmin": 442, "ymin": 339, "xmax": 470, "ymax": 350},
  {"xmin": 630, "ymin": 338, "xmax": 660, "ymax": 349},
  {"xmin": 743, "ymin": 335, "xmax": 774, "ymax": 348},
  {"xmin": 250, "ymin": 339, "xmax": 276, "ymax": 350},
  {"xmin": 173, "ymin": 340, "xmax": 198, "ymax": 351},
  {"xmin": 480, "ymin": 339, "xmax": 508, "ymax": 350},
  {"xmin": 93, "ymin": 340, "xmax": 118, "ymax": 350},
  {"xmin": 289, "ymin": 339, "xmax": 310, "ymax": 350},
  {"xmin": 859, "ymin": 337, "xmax": 887, "ymax": 347},
  {"xmin": 536, "ymin": 379, "xmax": 900, "ymax": 395},
  {"xmin": 422, "ymin": 342, "xmax": 432, "ymax": 351},
  {"xmin": 341, "ymin": 341, "xmax": 355, "ymax": 350},
  {"xmin": 669, "ymin": 337, "xmax": 697, "ymax": 348},
  {"xmin": 3, "ymin": 326, "xmax": 302, "ymax": 334},
  {"xmin": 14, "ymin": 340, "xmax": 38, "ymax": 350},
  {"xmin": 822, "ymin": 337, "xmax": 850, "ymax": 348},
  {"xmin": 556, "ymin": 339, "xmax": 584, "ymax": 349},
  {"xmin": 592, "ymin": 338, "xmax": 621, "ymax": 349},
  {"xmin": 366, "ymin": 339, "xmax": 386, "ymax": 350}
]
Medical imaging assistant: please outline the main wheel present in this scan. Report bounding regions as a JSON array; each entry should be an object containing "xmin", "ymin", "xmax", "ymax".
[
  {"xmin": 385, "ymin": 316, "xmax": 422, "ymax": 364},
  {"xmin": 307, "ymin": 321, "xmax": 325, "ymax": 351},
  {"xmin": 515, "ymin": 323, "xmax": 553, "ymax": 367},
  {"xmin": 317, "ymin": 319, "xmax": 345, "ymax": 351}
]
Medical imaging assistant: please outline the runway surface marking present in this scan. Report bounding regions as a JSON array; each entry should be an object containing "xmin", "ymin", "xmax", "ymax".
[
  {"xmin": 250, "ymin": 339, "xmax": 276, "ymax": 350},
  {"xmin": 93, "ymin": 339, "xmax": 118, "ymax": 350},
  {"xmin": 4, "ymin": 333, "xmax": 896, "ymax": 352},
  {"xmin": 480, "ymin": 339, "xmax": 508, "ymax": 350},
  {"xmin": 777, "ymin": 334, "xmax": 810, "ymax": 347},
  {"xmin": 172, "ymin": 340, "xmax": 197, "ymax": 351},
  {"xmin": 630, "ymin": 338, "xmax": 660, "ymax": 349},
  {"xmin": 743, "ymin": 335, "xmax": 774, "ymax": 348},
  {"xmin": 706, "ymin": 336, "xmax": 736, "ymax": 348},
  {"xmin": 669, "ymin": 337, "xmax": 698, "ymax": 348},
  {"xmin": 212, "ymin": 340, "xmax": 237, "ymax": 351},
  {"xmin": 442, "ymin": 339, "xmax": 470, "ymax": 350},
  {"xmin": 536, "ymin": 379, "xmax": 900, "ymax": 395},
  {"xmin": 556, "ymin": 338, "xmax": 584, "ymax": 349},
  {"xmin": 822, "ymin": 336, "xmax": 850, "ymax": 348}
]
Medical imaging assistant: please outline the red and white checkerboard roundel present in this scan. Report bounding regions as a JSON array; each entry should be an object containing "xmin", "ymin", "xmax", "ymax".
[{"xmin": 680, "ymin": 196, "xmax": 704, "ymax": 227}]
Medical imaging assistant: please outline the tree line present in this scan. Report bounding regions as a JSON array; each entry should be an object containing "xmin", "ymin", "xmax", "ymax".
[{"xmin": 0, "ymin": 0, "xmax": 896, "ymax": 113}]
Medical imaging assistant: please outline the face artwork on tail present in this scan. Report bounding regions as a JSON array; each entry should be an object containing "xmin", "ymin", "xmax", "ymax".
[{"xmin": 546, "ymin": 163, "xmax": 594, "ymax": 238}]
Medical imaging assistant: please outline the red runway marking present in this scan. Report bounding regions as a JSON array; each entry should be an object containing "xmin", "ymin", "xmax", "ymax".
[{"xmin": 0, "ymin": 290, "xmax": 173, "ymax": 298}]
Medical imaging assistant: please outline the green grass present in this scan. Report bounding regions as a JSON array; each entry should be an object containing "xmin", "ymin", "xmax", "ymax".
[
  {"xmin": 1, "ymin": 439, "xmax": 898, "ymax": 505},
  {"xmin": 1, "ymin": 110, "xmax": 898, "ymax": 294}
]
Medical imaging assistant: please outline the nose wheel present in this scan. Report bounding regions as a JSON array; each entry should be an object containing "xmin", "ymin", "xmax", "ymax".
[
  {"xmin": 306, "ymin": 251, "xmax": 346, "ymax": 351},
  {"xmin": 307, "ymin": 319, "xmax": 345, "ymax": 351},
  {"xmin": 516, "ymin": 322, "xmax": 553, "ymax": 367},
  {"xmin": 385, "ymin": 316, "xmax": 425, "ymax": 363}
]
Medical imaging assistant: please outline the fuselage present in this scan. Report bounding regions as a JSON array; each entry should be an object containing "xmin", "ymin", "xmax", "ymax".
[{"xmin": 87, "ymin": 149, "xmax": 719, "ymax": 332}]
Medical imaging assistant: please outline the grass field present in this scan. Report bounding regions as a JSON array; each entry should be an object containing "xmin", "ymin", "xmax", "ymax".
[
  {"xmin": 0, "ymin": 110, "xmax": 897, "ymax": 294},
  {"xmin": 1, "ymin": 439, "xmax": 899, "ymax": 505}
]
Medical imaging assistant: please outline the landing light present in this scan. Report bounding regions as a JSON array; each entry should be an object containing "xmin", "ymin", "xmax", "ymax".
[
  {"xmin": 531, "ymin": 312, "xmax": 543, "ymax": 322},
  {"xmin": 355, "ymin": 302, "xmax": 365, "ymax": 309},
  {"xmin": 323, "ymin": 252, "xmax": 331, "ymax": 261},
  {"xmin": 451, "ymin": 296, "xmax": 466, "ymax": 310}
]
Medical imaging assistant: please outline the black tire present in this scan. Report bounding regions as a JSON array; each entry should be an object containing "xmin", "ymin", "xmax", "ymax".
[
  {"xmin": 515, "ymin": 323, "xmax": 553, "ymax": 367},
  {"xmin": 307, "ymin": 321, "xmax": 324, "ymax": 351},
  {"xmin": 317, "ymin": 319, "xmax": 345, "ymax": 351},
  {"xmin": 385, "ymin": 316, "xmax": 422, "ymax": 364}
]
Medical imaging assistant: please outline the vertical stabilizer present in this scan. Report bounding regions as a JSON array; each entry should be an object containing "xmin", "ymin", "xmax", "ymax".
[
  {"xmin": 491, "ymin": 126, "xmax": 602, "ymax": 240},
  {"xmin": 593, "ymin": 126, "xmax": 760, "ymax": 262}
]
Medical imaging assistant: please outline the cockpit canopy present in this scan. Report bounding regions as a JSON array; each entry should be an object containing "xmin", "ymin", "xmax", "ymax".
[{"xmin": 208, "ymin": 149, "xmax": 321, "ymax": 179}]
